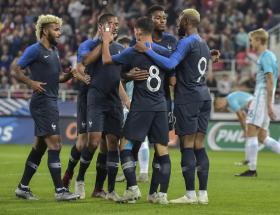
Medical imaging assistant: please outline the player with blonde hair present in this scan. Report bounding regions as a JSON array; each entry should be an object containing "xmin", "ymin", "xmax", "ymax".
[
  {"xmin": 236, "ymin": 28, "xmax": 278, "ymax": 177},
  {"xmin": 14, "ymin": 14, "xmax": 79, "ymax": 201},
  {"xmin": 135, "ymin": 8, "xmax": 219, "ymax": 204}
]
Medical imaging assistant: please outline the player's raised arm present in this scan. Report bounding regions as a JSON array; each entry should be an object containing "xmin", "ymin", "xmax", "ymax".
[
  {"xmin": 101, "ymin": 27, "xmax": 134, "ymax": 66},
  {"xmin": 79, "ymin": 39, "xmax": 102, "ymax": 66},
  {"xmin": 82, "ymin": 43, "xmax": 102, "ymax": 66},
  {"xmin": 101, "ymin": 25, "xmax": 114, "ymax": 64},
  {"xmin": 135, "ymin": 36, "xmax": 192, "ymax": 70}
]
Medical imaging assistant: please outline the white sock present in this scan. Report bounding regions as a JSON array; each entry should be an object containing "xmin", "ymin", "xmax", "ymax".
[
  {"xmin": 20, "ymin": 184, "xmax": 29, "ymax": 188},
  {"xmin": 247, "ymin": 136, "xmax": 258, "ymax": 171},
  {"xmin": 129, "ymin": 185, "xmax": 138, "ymax": 190},
  {"xmin": 186, "ymin": 190, "xmax": 196, "ymax": 198},
  {"xmin": 264, "ymin": 136, "xmax": 280, "ymax": 154},
  {"xmin": 245, "ymin": 141, "xmax": 250, "ymax": 161},
  {"xmin": 138, "ymin": 137, "xmax": 149, "ymax": 174}
]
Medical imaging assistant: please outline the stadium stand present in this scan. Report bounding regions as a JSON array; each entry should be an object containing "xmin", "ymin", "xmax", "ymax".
[{"xmin": 0, "ymin": 0, "xmax": 279, "ymax": 100}]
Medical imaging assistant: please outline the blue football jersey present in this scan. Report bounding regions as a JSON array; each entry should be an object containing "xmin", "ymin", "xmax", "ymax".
[
  {"xmin": 79, "ymin": 39, "xmax": 124, "ymax": 107},
  {"xmin": 112, "ymin": 43, "xmax": 170, "ymax": 111},
  {"xmin": 17, "ymin": 42, "xmax": 61, "ymax": 99},
  {"xmin": 145, "ymin": 33, "xmax": 211, "ymax": 104}
]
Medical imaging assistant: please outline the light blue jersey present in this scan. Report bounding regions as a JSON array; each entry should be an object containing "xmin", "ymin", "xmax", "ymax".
[
  {"xmin": 255, "ymin": 50, "xmax": 278, "ymax": 98},
  {"xmin": 226, "ymin": 91, "xmax": 253, "ymax": 112}
]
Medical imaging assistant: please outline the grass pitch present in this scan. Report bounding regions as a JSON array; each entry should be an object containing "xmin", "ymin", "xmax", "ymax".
[{"xmin": 0, "ymin": 144, "xmax": 279, "ymax": 215}]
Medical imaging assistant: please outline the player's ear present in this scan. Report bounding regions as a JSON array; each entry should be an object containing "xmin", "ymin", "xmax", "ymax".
[{"xmin": 42, "ymin": 26, "xmax": 49, "ymax": 37}]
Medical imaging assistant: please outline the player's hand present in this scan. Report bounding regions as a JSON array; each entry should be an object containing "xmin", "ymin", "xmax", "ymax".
[
  {"xmin": 268, "ymin": 104, "xmax": 277, "ymax": 120},
  {"xmin": 127, "ymin": 67, "xmax": 149, "ymax": 81},
  {"xmin": 134, "ymin": 41, "xmax": 149, "ymax": 53},
  {"xmin": 83, "ymin": 74, "xmax": 91, "ymax": 85},
  {"xmin": 30, "ymin": 80, "xmax": 46, "ymax": 93},
  {"xmin": 75, "ymin": 72, "xmax": 91, "ymax": 85},
  {"xmin": 210, "ymin": 49, "xmax": 220, "ymax": 63},
  {"xmin": 100, "ymin": 24, "xmax": 114, "ymax": 44}
]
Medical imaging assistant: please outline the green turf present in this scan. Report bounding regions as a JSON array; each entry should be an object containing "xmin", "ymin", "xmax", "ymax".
[{"xmin": 0, "ymin": 144, "xmax": 279, "ymax": 215}]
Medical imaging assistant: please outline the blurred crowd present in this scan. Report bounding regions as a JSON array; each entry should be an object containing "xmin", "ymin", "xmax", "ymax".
[{"xmin": 0, "ymin": 0, "xmax": 279, "ymax": 98}]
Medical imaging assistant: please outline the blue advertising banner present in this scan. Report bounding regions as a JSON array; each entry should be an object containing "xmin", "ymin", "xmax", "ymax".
[
  {"xmin": 0, "ymin": 117, "xmax": 34, "ymax": 144},
  {"xmin": 0, "ymin": 117, "xmax": 77, "ymax": 145}
]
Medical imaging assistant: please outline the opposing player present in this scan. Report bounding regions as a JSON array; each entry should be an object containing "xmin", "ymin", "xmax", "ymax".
[
  {"xmin": 236, "ymin": 29, "xmax": 278, "ymax": 176},
  {"xmin": 14, "ymin": 14, "xmax": 79, "ymax": 201},
  {"xmin": 101, "ymin": 17, "xmax": 172, "ymax": 204},
  {"xmin": 135, "ymin": 9, "xmax": 219, "ymax": 204},
  {"xmin": 215, "ymin": 91, "xmax": 280, "ymax": 167}
]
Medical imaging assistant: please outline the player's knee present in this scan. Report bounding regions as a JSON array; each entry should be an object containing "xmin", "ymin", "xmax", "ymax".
[
  {"xmin": 45, "ymin": 135, "xmax": 61, "ymax": 150},
  {"xmin": 258, "ymin": 133, "xmax": 267, "ymax": 143},
  {"xmin": 155, "ymin": 144, "xmax": 168, "ymax": 156},
  {"xmin": 194, "ymin": 143, "xmax": 205, "ymax": 150},
  {"xmin": 88, "ymin": 134, "xmax": 102, "ymax": 149},
  {"xmin": 48, "ymin": 143, "xmax": 61, "ymax": 151},
  {"xmin": 75, "ymin": 143, "xmax": 84, "ymax": 152},
  {"xmin": 76, "ymin": 134, "xmax": 87, "ymax": 151}
]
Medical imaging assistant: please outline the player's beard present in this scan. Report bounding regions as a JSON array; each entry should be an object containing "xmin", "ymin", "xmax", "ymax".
[
  {"xmin": 178, "ymin": 26, "xmax": 185, "ymax": 38},
  {"xmin": 113, "ymin": 29, "xmax": 118, "ymax": 41},
  {"xmin": 48, "ymin": 32, "xmax": 58, "ymax": 46}
]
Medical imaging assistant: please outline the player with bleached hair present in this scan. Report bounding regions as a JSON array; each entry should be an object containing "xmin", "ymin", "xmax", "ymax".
[
  {"xmin": 14, "ymin": 14, "xmax": 80, "ymax": 201},
  {"xmin": 135, "ymin": 8, "xmax": 220, "ymax": 204}
]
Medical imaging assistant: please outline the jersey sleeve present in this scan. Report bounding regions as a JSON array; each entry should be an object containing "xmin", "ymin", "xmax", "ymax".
[
  {"xmin": 112, "ymin": 47, "xmax": 133, "ymax": 65},
  {"xmin": 16, "ymin": 44, "xmax": 39, "ymax": 69},
  {"xmin": 151, "ymin": 43, "xmax": 172, "ymax": 57},
  {"xmin": 145, "ymin": 36, "xmax": 193, "ymax": 70},
  {"xmin": 77, "ymin": 39, "xmax": 101, "ymax": 62},
  {"xmin": 261, "ymin": 54, "xmax": 274, "ymax": 74}
]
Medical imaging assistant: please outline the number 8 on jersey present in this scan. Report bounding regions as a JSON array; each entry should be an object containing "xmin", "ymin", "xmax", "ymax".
[{"xmin": 147, "ymin": 65, "xmax": 161, "ymax": 92}]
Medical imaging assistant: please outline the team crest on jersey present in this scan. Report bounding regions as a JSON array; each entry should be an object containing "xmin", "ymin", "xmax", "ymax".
[
  {"xmin": 88, "ymin": 121, "xmax": 93, "ymax": 127},
  {"xmin": 51, "ymin": 123, "xmax": 57, "ymax": 131},
  {"xmin": 81, "ymin": 122, "xmax": 86, "ymax": 128},
  {"xmin": 167, "ymin": 44, "xmax": 172, "ymax": 50}
]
